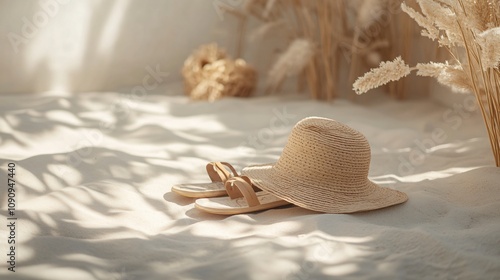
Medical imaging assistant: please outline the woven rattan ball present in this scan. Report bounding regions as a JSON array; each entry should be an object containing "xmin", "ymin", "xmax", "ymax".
[{"xmin": 182, "ymin": 44, "xmax": 257, "ymax": 102}]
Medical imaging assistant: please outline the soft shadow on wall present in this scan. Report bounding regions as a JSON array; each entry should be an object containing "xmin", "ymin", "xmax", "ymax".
[{"xmin": 0, "ymin": 0, "xmax": 243, "ymax": 94}]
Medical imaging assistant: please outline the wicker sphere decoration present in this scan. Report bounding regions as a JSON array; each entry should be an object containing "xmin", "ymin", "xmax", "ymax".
[{"xmin": 182, "ymin": 44, "xmax": 257, "ymax": 101}]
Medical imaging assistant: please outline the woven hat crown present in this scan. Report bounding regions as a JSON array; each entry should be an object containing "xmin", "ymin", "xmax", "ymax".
[
  {"xmin": 273, "ymin": 117, "xmax": 371, "ymax": 190},
  {"xmin": 242, "ymin": 116, "xmax": 408, "ymax": 213}
]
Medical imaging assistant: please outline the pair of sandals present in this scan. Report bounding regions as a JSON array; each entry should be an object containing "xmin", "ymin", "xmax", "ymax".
[{"xmin": 172, "ymin": 162, "xmax": 289, "ymax": 215}]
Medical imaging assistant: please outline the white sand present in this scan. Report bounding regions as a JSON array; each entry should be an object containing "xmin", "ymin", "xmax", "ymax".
[{"xmin": 0, "ymin": 89, "xmax": 499, "ymax": 279}]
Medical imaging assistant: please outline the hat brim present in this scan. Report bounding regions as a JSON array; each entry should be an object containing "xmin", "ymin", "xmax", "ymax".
[{"xmin": 242, "ymin": 163, "xmax": 408, "ymax": 214}]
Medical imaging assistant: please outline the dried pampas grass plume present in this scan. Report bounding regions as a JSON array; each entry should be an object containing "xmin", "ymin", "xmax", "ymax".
[
  {"xmin": 357, "ymin": 0, "xmax": 386, "ymax": 31},
  {"xmin": 244, "ymin": 0, "xmax": 272, "ymax": 20},
  {"xmin": 366, "ymin": 51, "xmax": 383, "ymax": 67},
  {"xmin": 401, "ymin": 3, "xmax": 439, "ymax": 41},
  {"xmin": 182, "ymin": 44, "xmax": 257, "ymax": 102},
  {"xmin": 263, "ymin": 0, "xmax": 277, "ymax": 19},
  {"xmin": 266, "ymin": 38, "xmax": 315, "ymax": 92},
  {"xmin": 353, "ymin": 56, "xmax": 411, "ymax": 94},
  {"xmin": 462, "ymin": 0, "xmax": 499, "ymax": 31},
  {"xmin": 416, "ymin": 0, "xmax": 462, "ymax": 45},
  {"xmin": 416, "ymin": 62, "xmax": 472, "ymax": 92},
  {"xmin": 477, "ymin": 27, "xmax": 500, "ymax": 70},
  {"xmin": 249, "ymin": 20, "xmax": 285, "ymax": 42},
  {"xmin": 354, "ymin": 0, "xmax": 500, "ymax": 166}
]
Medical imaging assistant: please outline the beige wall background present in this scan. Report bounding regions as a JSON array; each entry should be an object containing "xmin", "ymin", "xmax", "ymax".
[
  {"xmin": 0, "ymin": 0, "xmax": 256, "ymax": 94},
  {"xmin": 0, "ymin": 0, "xmax": 463, "ymax": 107}
]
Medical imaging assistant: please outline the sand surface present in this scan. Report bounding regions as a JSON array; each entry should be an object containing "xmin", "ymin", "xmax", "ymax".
[{"xmin": 0, "ymin": 90, "xmax": 499, "ymax": 279}]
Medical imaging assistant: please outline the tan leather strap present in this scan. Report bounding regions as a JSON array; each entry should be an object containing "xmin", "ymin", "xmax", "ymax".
[
  {"xmin": 225, "ymin": 176, "xmax": 260, "ymax": 207},
  {"xmin": 206, "ymin": 162, "xmax": 239, "ymax": 183}
]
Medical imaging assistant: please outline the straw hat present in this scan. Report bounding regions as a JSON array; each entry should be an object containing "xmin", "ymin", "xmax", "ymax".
[{"xmin": 242, "ymin": 117, "xmax": 408, "ymax": 213}]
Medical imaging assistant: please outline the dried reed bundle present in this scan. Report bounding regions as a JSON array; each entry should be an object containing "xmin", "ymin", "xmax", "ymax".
[
  {"xmin": 240, "ymin": 0, "xmax": 431, "ymax": 100},
  {"xmin": 353, "ymin": 0, "xmax": 500, "ymax": 166},
  {"xmin": 182, "ymin": 44, "xmax": 257, "ymax": 102},
  {"xmin": 244, "ymin": 0, "xmax": 349, "ymax": 100}
]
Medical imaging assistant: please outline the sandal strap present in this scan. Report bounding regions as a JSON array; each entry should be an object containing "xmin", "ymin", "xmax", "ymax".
[
  {"xmin": 225, "ymin": 176, "xmax": 260, "ymax": 207},
  {"xmin": 206, "ymin": 162, "xmax": 239, "ymax": 183}
]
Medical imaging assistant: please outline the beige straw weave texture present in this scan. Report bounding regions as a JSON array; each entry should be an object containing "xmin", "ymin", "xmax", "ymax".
[{"xmin": 242, "ymin": 117, "xmax": 408, "ymax": 213}]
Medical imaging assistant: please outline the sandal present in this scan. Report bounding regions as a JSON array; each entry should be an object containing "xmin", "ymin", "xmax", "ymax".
[
  {"xmin": 172, "ymin": 162, "xmax": 241, "ymax": 198},
  {"xmin": 195, "ymin": 176, "xmax": 290, "ymax": 215}
]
